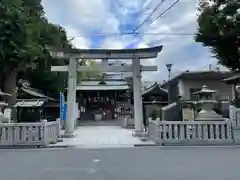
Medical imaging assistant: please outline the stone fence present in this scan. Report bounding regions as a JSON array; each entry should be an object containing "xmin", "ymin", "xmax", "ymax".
[
  {"xmin": 229, "ymin": 105, "xmax": 240, "ymax": 129},
  {"xmin": 148, "ymin": 118, "xmax": 233, "ymax": 145},
  {"xmin": 0, "ymin": 119, "xmax": 61, "ymax": 147},
  {"xmin": 119, "ymin": 112, "xmax": 134, "ymax": 129}
]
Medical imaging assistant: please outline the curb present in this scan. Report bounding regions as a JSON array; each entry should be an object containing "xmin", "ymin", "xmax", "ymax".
[
  {"xmin": 134, "ymin": 144, "xmax": 161, "ymax": 147},
  {"xmin": 134, "ymin": 144, "xmax": 240, "ymax": 147},
  {"xmin": 2, "ymin": 144, "xmax": 240, "ymax": 149},
  {"xmin": 0, "ymin": 145, "xmax": 70, "ymax": 150}
]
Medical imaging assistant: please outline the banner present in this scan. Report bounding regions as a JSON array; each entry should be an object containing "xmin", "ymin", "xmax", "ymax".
[
  {"xmin": 60, "ymin": 92, "xmax": 65, "ymax": 121},
  {"xmin": 63, "ymin": 103, "xmax": 67, "ymax": 121}
]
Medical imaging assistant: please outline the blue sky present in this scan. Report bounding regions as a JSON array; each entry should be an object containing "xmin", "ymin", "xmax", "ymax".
[{"xmin": 41, "ymin": 0, "xmax": 224, "ymax": 82}]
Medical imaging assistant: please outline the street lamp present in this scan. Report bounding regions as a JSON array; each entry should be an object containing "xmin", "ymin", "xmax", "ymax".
[
  {"xmin": 166, "ymin": 64, "xmax": 172, "ymax": 80},
  {"xmin": 166, "ymin": 64, "xmax": 173, "ymax": 104}
]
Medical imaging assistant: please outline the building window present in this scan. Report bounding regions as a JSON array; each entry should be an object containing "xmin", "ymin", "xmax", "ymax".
[{"xmin": 189, "ymin": 88, "xmax": 201, "ymax": 101}]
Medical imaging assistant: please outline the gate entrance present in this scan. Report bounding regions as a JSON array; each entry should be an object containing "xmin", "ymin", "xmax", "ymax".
[{"xmin": 49, "ymin": 46, "xmax": 163, "ymax": 137}]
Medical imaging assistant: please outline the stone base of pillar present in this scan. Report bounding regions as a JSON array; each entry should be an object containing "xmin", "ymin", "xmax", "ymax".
[
  {"xmin": 62, "ymin": 132, "xmax": 75, "ymax": 138},
  {"xmin": 132, "ymin": 130, "xmax": 144, "ymax": 137},
  {"xmin": 140, "ymin": 131, "xmax": 150, "ymax": 141}
]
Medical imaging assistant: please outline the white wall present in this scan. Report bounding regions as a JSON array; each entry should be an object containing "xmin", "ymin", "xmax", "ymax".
[{"xmin": 178, "ymin": 79, "xmax": 233, "ymax": 100}]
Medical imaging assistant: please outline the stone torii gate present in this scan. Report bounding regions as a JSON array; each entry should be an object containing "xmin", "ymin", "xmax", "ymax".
[{"xmin": 49, "ymin": 46, "xmax": 163, "ymax": 137}]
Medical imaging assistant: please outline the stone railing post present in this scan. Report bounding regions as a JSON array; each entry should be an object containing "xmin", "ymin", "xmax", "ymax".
[
  {"xmin": 42, "ymin": 120, "xmax": 48, "ymax": 144},
  {"xmin": 148, "ymin": 117, "xmax": 152, "ymax": 135},
  {"xmin": 229, "ymin": 105, "xmax": 236, "ymax": 127},
  {"xmin": 56, "ymin": 118, "xmax": 61, "ymax": 137},
  {"xmin": 56, "ymin": 118, "xmax": 62, "ymax": 142},
  {"xmin": 155, "ymin": 118, "xmax": 161, "ymax": 144}
]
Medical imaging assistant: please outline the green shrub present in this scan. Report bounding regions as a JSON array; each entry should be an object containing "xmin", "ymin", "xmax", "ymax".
[{"xmin": 149, "ymin": 109, "xmax": 161, "ymax": 120}]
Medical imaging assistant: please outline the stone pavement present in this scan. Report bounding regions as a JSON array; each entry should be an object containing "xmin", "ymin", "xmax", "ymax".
[{"xmin": 52, "ymin": 126, "xmax": 154, "ymax": 148}]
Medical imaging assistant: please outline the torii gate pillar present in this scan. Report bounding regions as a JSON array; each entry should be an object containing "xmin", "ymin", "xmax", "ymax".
[
  {"xmin": 65, "ymin": 57, "xmax": 77, "ymax": 137},
  {"xmin": 132, "ymin": 58, "xmax": 144, "ymax": 136}
]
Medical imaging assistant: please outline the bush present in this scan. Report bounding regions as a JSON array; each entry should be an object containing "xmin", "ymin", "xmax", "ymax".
[{"xmin": 149, "ymin": 109, "xmax": 161, "ymax": 120}]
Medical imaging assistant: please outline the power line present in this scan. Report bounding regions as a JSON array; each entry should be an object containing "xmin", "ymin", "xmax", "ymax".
[
  {"xmin": 130, "ymin": 0, "xmax": 180, "ymax": 44},
  {"xmin": 133, "ymin": 0, "xmax": 180, "ymax": 33},
  {"xmin": 148, "ymin": 0, "xmax": 180, "ymax": 27},
  {"xmin": 132, "ymin": 0, "xmax": 166, "ymax": 33}
]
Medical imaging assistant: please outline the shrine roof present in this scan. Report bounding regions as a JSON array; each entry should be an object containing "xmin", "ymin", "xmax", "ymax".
[
  {"xmin": 76, "ymin": 80, "xmax": 129, "ymax": 91},
  {"xmin": 142, "ymin": 82, "xmax": 168, "ymax": 96},
  {"xmin": 21, "ymin": 87, "xmax": 54, "ymax": 100},
  {"xmin": 14, "ymin": 99, "xmax": 45, "ymax": 107},
  {"xmin": 223, "ymin": 73, "xmax": 240, "ymax": 84},
  {"xmin": 76, "ymin": 85, "xmax": 129, "ymax": 91},
  {"xmin": 18, "ymin": 80, "xmax": 54, "ymax": 101},
  {"xmin": 79, "ymin": 80, "xmax": 127, "ymax": 86}
]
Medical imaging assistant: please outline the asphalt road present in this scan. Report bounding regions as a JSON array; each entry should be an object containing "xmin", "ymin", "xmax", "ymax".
[{"xmin": 1, "ymin": 146, "xmax": 240, "ymax": 180}]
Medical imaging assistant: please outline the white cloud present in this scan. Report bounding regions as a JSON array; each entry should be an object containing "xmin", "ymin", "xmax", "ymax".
[
  {"xmin": 136, "ymin": 0, "xmax": 220, "ymax": 81},
  {"xmin": 42, "ymin": 0, "xmax": 220, "ymax": 82},
  {"xmin": 64, "ymin": 27, "xmax": 90, "ymax": 49},
  {"xmin": 100, "ymin": 37, "xmax": 125, "ymax": 49},
  {"xmin": 100, "ymin": 34, "xmax": 137, "ymax": 49},
  {"xmin": 61, "ymin": 0, "xmax": 120, "ymax": 33}
]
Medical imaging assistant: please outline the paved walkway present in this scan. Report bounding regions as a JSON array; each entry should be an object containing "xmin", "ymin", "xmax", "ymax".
[{"xmin": 53, "ymin": 126, "xmax": 154, "ymax": 148}]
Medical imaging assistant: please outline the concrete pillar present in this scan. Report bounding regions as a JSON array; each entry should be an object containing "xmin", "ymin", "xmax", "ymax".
[
  {"xmin": 132, "ymin": 58, "xmax": 144, "ymax": 136},
  {"xmin": 65, "ymin": 57, "xmax": 77, "ymax": 137}
]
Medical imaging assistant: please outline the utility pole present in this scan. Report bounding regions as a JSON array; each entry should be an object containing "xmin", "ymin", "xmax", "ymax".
[{"xmin": 166, "ymin": 64, "xmax": 173, "ymax": 104}]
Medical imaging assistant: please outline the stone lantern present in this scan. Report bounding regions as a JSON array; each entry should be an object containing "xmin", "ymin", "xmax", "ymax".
[{"xmin": 193, "ymin": 85, "xmax": 225, "ymax": 121}]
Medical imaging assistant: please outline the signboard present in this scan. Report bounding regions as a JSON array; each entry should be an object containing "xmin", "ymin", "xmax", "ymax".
[{"xmin": 182, "ymin": 108, "xmax": 194, "ymax": 121}]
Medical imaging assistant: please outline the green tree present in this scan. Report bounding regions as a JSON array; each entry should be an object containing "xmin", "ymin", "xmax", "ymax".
[
  {"xmin": 0, "ymin": 0, "xmax": 72, "ymax": 102},
  {"xmin": 195, "ymin": 0, "xmax": 240, "ymax": 70},
  {"xmin": 77, "ymin": 60, "xmax": 101, "ymax": 83},
  {"xmin": 0, "ymin": 0, "xmax": 28, "ymax": 105},
  {"xmin": 22, "ymin": 23, "xmax": 71, "ymax": 98}
]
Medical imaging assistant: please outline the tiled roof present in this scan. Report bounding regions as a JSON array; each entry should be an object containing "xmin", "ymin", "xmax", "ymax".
[
  {"xmin": 142, "ymin": 82, "xmax": 168, "ymax": 96},
  {"xmin": 14, "ymin": 100, "xmax": 45, "ymax": 107},
  {"xmin": 76, "ymin": 80, "xmax": 129, "ymax": 91}
]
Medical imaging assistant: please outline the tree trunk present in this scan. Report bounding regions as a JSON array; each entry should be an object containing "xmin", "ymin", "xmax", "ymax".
[
  {"xmin": 0, "ymin": 74, "xmax": 4, "ymax": 102},
  {"xmin": 3, "ymin": 70, "xmax": 17, "ymax": 107}
]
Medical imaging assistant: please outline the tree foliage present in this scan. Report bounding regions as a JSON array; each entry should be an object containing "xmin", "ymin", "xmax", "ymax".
[
  {"xmin": 195, "ymin": 0, "xmax": 240, "ymax": 70},
  {"xmin": 0, "ymin": 0, "xmax": 72, "ymax": 100},
  {"xmin": 0, "ymin": 0, "xmax": 27, "ymax": 73},
  {"xmin": 77, "ymin": 59, "xmax": 102, "ymax": 83}
]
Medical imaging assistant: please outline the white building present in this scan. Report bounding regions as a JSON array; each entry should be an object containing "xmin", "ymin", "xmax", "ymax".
[{"xmin": 161, "ymin": 70, "xmax": 234, "ymax": 103}]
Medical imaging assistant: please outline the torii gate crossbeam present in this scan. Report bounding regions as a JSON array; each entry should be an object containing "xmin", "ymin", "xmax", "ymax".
[
  {"xmin": 49, "ymin": 46, "xmax": 163, "ymax": 137},
  {"xmin": 51, "ymin": 65, "xmax": 158, "ymax": 72}
]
